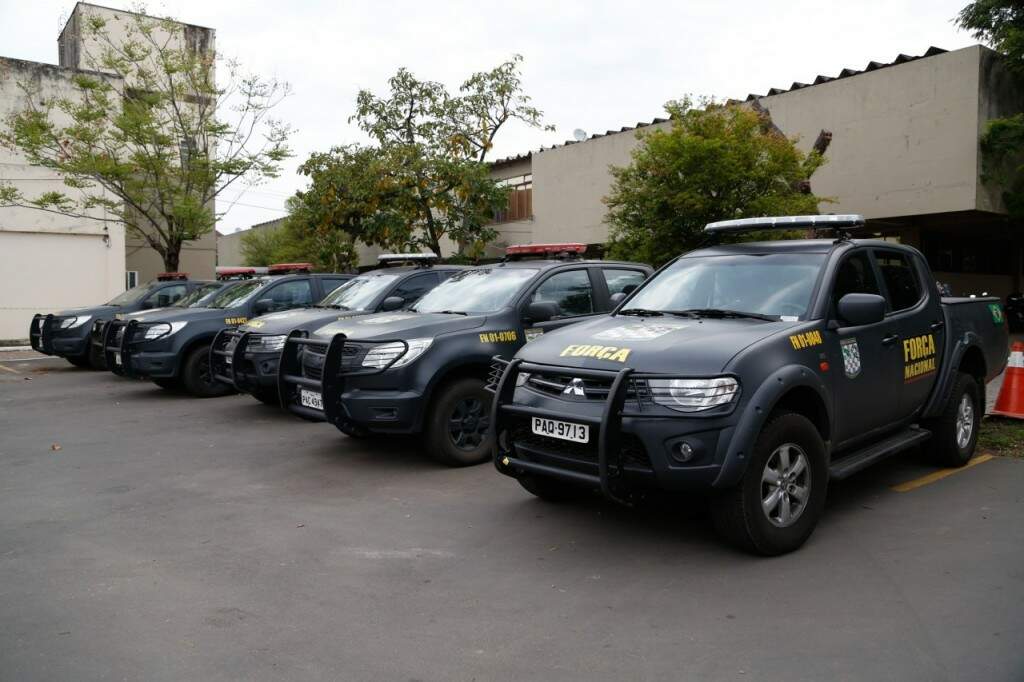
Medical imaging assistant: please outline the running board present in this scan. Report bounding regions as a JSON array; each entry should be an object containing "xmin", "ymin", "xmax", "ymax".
[{"xmin": 828, "ymin": 427, "xmax": 932, "ymax": 481}]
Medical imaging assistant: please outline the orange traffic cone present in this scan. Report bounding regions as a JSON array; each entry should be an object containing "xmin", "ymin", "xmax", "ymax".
[{"xmin": 991, "ymin": 342, "xmax": 1024, "ymax": 419}]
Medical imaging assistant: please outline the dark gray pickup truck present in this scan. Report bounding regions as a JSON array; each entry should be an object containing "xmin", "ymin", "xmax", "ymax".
[{"xmin": 491, "ymin": 215, "xmax": 1009, "ymax": 555}]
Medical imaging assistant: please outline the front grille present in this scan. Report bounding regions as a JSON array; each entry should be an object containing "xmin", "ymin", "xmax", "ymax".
[
  {"xmin": 509, "ymin": 417, "xmax": 651, "ymax": 469},
  {"xmin": 301, "ymin": 346, "xmax": 326, "ymax": 381},
  {"xmin": 525, "ymin": 372, "xmax": 650, "ymax": 403}
]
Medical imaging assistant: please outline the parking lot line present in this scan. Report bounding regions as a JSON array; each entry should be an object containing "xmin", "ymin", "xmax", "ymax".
[
  {"xmin": 0, "ymin": 363, "xmax": 19, "ymax": 374},
  {"xmin": 891, "ymin": 454, "xmax": 996, "ymax": 493}
]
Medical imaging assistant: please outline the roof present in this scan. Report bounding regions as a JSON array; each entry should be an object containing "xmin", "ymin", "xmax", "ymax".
[
  {"xmin": 491, "ymin": 46, "xmax": 951, "ymax": 167},
  {"xmin": 687, "ymin": 238, "xmax": 918, "ymax": 257}
]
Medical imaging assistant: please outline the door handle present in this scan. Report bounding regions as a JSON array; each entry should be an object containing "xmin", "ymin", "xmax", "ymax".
[
  {"xmin": 882, "ymin": 333, "xmax": 901, "ymax": 346},
  {"xmin": 930, "ymin": 320, "xmax": 945, "ymax": 332}
]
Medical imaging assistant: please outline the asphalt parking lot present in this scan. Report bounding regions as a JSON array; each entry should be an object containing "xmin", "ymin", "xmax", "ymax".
[{"xmin": 1, "ymin": 355, "xmax": 1023, "ymax": 681}]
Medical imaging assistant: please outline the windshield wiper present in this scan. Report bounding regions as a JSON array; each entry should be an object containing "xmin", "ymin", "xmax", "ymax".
[
  {"xmin": 435, "ymin": 310, "xmax": 468, "ymax": 316},
  {"xmin": 678, "ymin": 308, "xmax": 779, "ymax": 321},
  {"xmin": 618, "ymin": 308, "xmax": 665, "ymax": 317}
]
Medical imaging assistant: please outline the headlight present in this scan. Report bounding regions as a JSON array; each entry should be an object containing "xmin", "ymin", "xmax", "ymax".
[
  {"xmin": 249, "ymin": 334, "xmax": 287, "ymax": 353},
  {"xmin": 60, "ymin": 315, "xmax": 92, "ymax": 329},
  {"xmin": 361, "ymin": 338, "xmax": 433, "ymax": 369},
  {"xmin": 646, "ymin": 377, "xmax": 738, "ymax": 412},
  {"xmin": 143, "ymin": 321, "xmax": 187, "ymax": 340}
]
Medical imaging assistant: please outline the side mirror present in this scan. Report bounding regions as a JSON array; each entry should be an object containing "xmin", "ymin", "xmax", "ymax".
[
  {"xmin": 609, "ymin": 292, "xmax": 627, "ymax": 306},
  {"xmin": 380, "ymin": 296, "xmax": 404, "ymax": 312},
  {"xmin": 253, "ymin": 298, "xmax": 274, "ymax": 315},
  {"xmin": 837, "ymin": 293, "xmax": 886, "ymax": 327},
  {"xmin": 525, "ymin": 301, "xmax": 561, "ymax": 324}
]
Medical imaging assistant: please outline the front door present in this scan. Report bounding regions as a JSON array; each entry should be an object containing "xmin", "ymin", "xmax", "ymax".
[
  {"xmin": 827, "ymin": 250, "xmax": 905, "ymax": 447},
  {"xmin": 520, "ymin": 267, "xmax": 600, "ymax": 343}
]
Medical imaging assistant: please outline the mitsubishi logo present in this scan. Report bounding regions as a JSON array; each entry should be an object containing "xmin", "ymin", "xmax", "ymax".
[{"xmin": 563, "ymin": 378, "xmax": 586, "ymax": 397}]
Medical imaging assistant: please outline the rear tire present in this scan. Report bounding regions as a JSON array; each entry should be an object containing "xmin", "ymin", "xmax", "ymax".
[
  {"xmin": 424, "ymin": 377, "xmax": 493, "ymax": 467},
  {"xmin": 181, "ymin": 344, "xmax": 235, "ymax": 398},
  {"xmin": 252, "ymin": 386, "xmax": 280, "ymax": 406},
  {"xmin": 710, "ymin": 412, "xmax": 827, "ymax": 556},
  {"xmin": 518, "ymin": 475, "xmax": 587, "ymax": 503},
  {"xmin": 923, "ymin": 372, "xmax": 981, "ymax": 468}
]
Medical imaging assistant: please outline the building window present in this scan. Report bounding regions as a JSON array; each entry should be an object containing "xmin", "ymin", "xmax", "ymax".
[
  {"xmin": 125, "ymin": 271, "xmax": 139, "ymax": 290},
  {"xmin": 920, "ymin": 233, "xmax": 1014, "ymax": 276},
  {"xmin": 493, "ymin": 174, "xmax": 532, "ymax": 224}
]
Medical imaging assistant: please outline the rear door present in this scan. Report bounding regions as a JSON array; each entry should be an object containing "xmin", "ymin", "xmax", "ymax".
[
  {"xmin": 826, "ymin": 249, "xmax": 905, "ymax": 446},
  {"xmin": 872, "ymin": 249, "xmax": 945, "ymax": 420},
  {"xmin": 596, "ymin": 266, "xmax": 648, "ymax": 307}
]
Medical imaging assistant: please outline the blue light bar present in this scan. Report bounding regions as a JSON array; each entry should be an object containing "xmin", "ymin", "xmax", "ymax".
[{"xmin": 704, "ymin": 214, "xmax": 865, "ymax": 234}]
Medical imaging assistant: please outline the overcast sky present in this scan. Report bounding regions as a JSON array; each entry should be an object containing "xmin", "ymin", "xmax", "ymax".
[{"xmin": 1, "ymin": 0, "xmax": 981, "ymax": 234}]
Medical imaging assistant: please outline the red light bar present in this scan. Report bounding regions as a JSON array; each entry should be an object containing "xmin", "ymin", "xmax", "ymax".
[
  {"xmin": 505, "ymin": 243, "xmax": 587, "ymax": 256},
  {"xmin": 268, "ymin": 262, "xmax": 313, "ymax": 274},
  {"xmin": 216, "ymin": 267, "xmax": 256, "ymax": 280},
  {"xmin": 156, "ymin": 272, "xmax": 189, "ymax": 281}
]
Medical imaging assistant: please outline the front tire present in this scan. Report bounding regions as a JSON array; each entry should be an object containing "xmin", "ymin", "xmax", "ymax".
[
  {"xmin": 181, "ymin": 344, "xmax": 235, "ymax": 398},
  {"xmin": 425, "ymin": 377, "xmax": 493, "ymax": 467},
  {"xmin": 923, "ymin": 372, "xmax": 981, "ymax": 467},
  {"xmin": 710, "ymin": 412, "xmax": 827, "ymax": 556}
]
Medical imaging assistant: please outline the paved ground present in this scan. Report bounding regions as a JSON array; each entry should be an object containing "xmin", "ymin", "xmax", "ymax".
[{"xmin": 1, "ymin": 356, "xmax": 1022, "ymax": 681}]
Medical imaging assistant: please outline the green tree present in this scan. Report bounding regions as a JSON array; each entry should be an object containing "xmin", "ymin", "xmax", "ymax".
[
  {"xmin": 0, "ymin": 8, "xmax": 292, "ymax": 271},
  {"xmin": 239, "ymin": 223, "xmax": 287, "ymax": 266},
  {"xmin": 604, "ymin": 99, "xmax": 827, "ymax": 267},
  {"xmin": 349, "ymin": 56, "xmax": 549, "ymax": 256},
  {"xmin": 957, "ymin": 1, "xmax": 1024, "ymax": 216}
]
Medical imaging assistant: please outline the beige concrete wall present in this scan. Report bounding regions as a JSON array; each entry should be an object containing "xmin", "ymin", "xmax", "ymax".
[
  {"xmin": 756, "ymin": 45, "xmax": 985, "ymax": 220},
  {"xmin": 0, "ymin": 57, "xmax": 126, "ymax": 340},
  {"xmin": 125, "ymin": 229, "xmax": 216, "ymax": 280}
]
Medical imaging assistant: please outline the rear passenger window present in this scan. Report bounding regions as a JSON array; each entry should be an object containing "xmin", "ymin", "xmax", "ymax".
[
  {"xmin": 266, "ymin": 280, "xmax": 313, "ymax": 310},
  {"xmin": 532, "ymin": 270, "xmax": 594, "ymax": 317},
  {"xmin": 601, "ymin": 268, "xmax": 646, "ymax": 297},
  {"xmin": 148, "ymin": 284, "xmax": 186, "ymax": 307},
  {"xmin": 321, "ymin": 277, "xmax": 350, "ymax": 296},
  {"xmin": 832, "ymin": 252, "xmax": 880, "ymax": 307},
  {"xmin": 875, "ymin": 250, "xmax": 922, "ymax": 311}
]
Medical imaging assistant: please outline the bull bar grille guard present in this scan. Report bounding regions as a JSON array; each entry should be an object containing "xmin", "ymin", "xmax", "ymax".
[
  {"xmin": 102, "ymin": 319, "xmax": 154, "ymax": 377},
  {"xmin": 277, "ymin": 331, "xmax": 410, "ymax": 426},
  {"xmin": 489, "ymin": 357, "xmax": 740, "ymax": 505},
  {"xmin": 210, "ymin": 328, "xmax": 250, "ymax": 390},
  {"xmin": 29, "ymin": 314, "xmax": 55, "ymax": 354}
]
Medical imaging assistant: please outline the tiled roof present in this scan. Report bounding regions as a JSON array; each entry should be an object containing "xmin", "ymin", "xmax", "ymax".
[{"xmin": 491, "ymin": 46, "xmax": 950, "ymax": 167}]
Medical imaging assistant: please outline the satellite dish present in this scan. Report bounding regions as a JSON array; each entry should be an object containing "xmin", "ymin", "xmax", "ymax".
[{"xmin": 573, "ymin": 128, "xmax": 588, "ymax": 142}]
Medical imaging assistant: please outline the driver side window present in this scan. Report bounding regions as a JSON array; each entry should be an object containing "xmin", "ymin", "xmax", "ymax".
[
  {"xmin": 146, "ymin": 284, "xmax": 186, "ymax": 308},
  {"xmin": 832, "ymin": 252, "xmax": 880, "ymax": 310},
  {"xmin": 531, "ymin": 270, "xmax": 594, "ymax": 317}
]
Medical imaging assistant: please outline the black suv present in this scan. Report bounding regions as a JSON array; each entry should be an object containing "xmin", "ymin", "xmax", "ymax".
[
  {"xmin": 279, "ymin": 244, "xmax": 651, "ymax": 466},
  {"xmin": 211, "ymin": 256, "xmax": 468, "ymax": 405},
  {"xmin": 30, "ymin": 274, "xmax": 208, "ymax": 368},
  {"xmin": 104, "ymin": 265, "xmax": 352, "ymax": 397}
]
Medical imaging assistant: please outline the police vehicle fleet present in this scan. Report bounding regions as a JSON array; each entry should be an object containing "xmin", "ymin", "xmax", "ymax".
[
  {"xmin": 210, "ymin": 254, "xmax": 467, "ymax": 405},
  {"xmin": 278, "ymin": 244, "xmax": 652, "ymax": 466},
  {"xmin": 490, "ymin": 216, "xmax": 1008, "ymax": 555},
  {"xmin": 104, "ymin": 264, "xmax": 352, "ymax": 397},
  {"xmin": 29, "ymin": 273, "xmax": 210, "ymax": 368}
]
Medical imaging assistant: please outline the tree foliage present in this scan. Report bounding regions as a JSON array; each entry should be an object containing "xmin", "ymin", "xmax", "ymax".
[
  {"xmin": 0, "ymin": 7, "xmax": 292, "ymax": 270},
  {"xmin": 957, "ymin": 0, "xmax": 1024, "ymax": 217},
  {"xmin": 239, "ymin": 197, "xmax": 358, "ymax": 273},
  {"xmin": 603, "ymin": 99, "xmax": 827, "ymax": 267},
  {"xmin": 341, "ymin": 55, "xmax": 549, "ymax": 256}
]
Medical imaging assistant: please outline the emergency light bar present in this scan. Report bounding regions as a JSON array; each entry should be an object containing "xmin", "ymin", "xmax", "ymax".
[
  {"xmin": 505, "ymin": 243, "xmax": 587, "ymax": 258},
  {"xmin": 156, "ymin": 272, "xmax": 188, "ymax": 281},
  {"xmin": 268, "ymin": 262, "xmax": 313, "ymax": 274},
  {"xmin": 216, "ymin": 267, "xmax": 256, "ymax": 280},
  {"xmin": 378, "ymin": 253, "xmax": 439, "ymax": 267},
  {"xmin": 704, "ymin": 214, "xmax": 865, "ymax": 234}
]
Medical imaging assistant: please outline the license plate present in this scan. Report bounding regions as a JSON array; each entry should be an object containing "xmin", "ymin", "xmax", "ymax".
[
  {"xmin": 299, "ymin": 389, "xmax": 323, "ymax": 411},
  {"xmin": 532, "ymin": 417, "xmax": 589, "ymax": 443},
  {"xmin": 114, "ymin": 354, "xmax": 122, "ymax": 366}
]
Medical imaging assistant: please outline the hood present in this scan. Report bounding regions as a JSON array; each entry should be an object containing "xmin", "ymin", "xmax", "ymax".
[
  {"xmin": 119, "ymin": 306, "xmax": 242, "ymax": 324},
  {"xmin": 54, "ymin": 304, "xmax": 118, "ymax": 318},
  {"xmin": 517, "ymin": 314, "xmax": 794, "ymax": 374},
  {"xmin": 311, "ymin": 311, "xmax": 486, "ymax": 341},
  {"xmin": 239, "ymin": 307, "xmax": 370, "ymax": 335}
]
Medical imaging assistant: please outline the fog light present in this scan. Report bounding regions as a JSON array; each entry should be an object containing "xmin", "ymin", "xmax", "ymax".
[{"xmin": 674, "ymin": 441, "xmax": 695, "ymax": 463}]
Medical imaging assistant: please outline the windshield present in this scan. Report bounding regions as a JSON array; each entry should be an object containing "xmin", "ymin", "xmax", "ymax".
[
  {"xmin": 624, "ymin": 253, "xmax": 826, "ymax": 320},
  {"xmin": 206, "ymin": 279, "xmax": 267, "ymax": 309},
  {"xmin": 319, "ymin": 273, "xmax": 399, "ymax": 311},
  {"xmin": 173, "ymin": 283, "xmax": 222, "ymax": 308},
  {"xmin": 105, "ymin": 283, "xmax": 153, "ymax": 306},
  {"xmin": 412, "ymin": 268, "xmax": 538, "ymax": 314}
]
